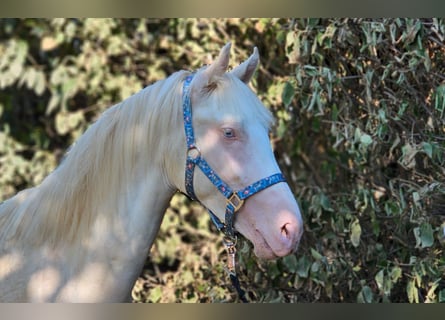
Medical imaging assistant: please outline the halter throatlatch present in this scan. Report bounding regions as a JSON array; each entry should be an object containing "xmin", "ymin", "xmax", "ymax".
[{"xmin": 182, "ymin": 73, "xmax": 286, "ymax": 302}]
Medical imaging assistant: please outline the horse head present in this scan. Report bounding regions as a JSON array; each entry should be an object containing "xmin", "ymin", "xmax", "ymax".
[{"xmin": 172, "ymin": 43, "xmax": 303, "ymax": 259}]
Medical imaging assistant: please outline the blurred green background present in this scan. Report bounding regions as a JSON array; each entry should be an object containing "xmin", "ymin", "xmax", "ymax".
[{"xmin": 0, "ymin": 18, "xmax": 444, "ymax": 302}]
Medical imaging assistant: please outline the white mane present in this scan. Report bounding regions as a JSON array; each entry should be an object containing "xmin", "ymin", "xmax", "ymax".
[{"xmin": 0, "ymin": 70, "xmax": 188, "ymax": 248}]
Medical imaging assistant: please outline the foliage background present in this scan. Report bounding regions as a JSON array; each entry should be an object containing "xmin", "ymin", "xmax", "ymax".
[{"xmin": 0, "ymin": 18, "xmax": 444, "ymax": 302}]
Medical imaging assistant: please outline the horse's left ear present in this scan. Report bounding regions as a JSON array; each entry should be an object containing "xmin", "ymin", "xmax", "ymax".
[{"xmin": 230, "ymin": 47, "xmax": 259, "ymax": 84}]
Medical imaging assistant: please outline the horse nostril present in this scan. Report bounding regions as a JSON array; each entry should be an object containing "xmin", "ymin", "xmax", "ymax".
[
  {"xmin": 275, "ymin": 221, "xmax": 302, "ymax": 256},
  {"xmin": 281, "ymin": 221, "xmax": 303, "ymax": 243},
  {"xmin": 281, "ymin": 223, "xmax": 290, "ymax": 237}
]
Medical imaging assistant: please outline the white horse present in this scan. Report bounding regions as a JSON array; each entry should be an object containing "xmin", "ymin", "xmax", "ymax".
[{"xmin": 0, "ymin": 43, "xmax": 303, "ymax": 302}]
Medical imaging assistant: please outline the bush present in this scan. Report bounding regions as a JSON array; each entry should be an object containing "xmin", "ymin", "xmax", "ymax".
[
  {"xmin": 1, "ymin": 18, "xmax": 444, "ymax": 302},
  {"xmin": 273, "ymin": 18, "xmax": 445, "ymax": 302}
]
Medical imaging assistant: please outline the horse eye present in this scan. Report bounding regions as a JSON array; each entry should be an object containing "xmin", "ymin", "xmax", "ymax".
[{"xmin": 223, "ymin": 128, "xmax": 236, "ymax": 139}]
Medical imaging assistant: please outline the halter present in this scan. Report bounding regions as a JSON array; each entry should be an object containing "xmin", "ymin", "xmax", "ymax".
[
  {"xmin": 181, "ymin": 73, "xmax": 286, "ymax": 302},
  {"xmin": 182, "ymin": 73, "xmax": 286, "ymax": 239}
]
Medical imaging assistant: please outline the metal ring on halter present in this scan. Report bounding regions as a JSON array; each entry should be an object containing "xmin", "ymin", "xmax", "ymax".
[{"xmin": 187, "ymin": 144, "xmax": 201, "ymax": 160}]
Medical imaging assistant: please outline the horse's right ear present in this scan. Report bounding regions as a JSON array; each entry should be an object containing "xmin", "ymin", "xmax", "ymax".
[{"xmin": 192, "ymin": 42, "xmax": 232, "ymax": 92}]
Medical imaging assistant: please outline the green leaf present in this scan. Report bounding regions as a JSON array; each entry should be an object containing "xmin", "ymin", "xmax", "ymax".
[
  {"xmin": 421, "ymin": 222, "xmax": 434, "ymax": 248},
  {"xmin": 295, "ymin": 255, "xmax": 311, "ymax": 278},
  {"xmin": 282, "ymin": 81, "xmax": 295, "ymax": 107},
  {"xmin": 282, "ymin": 254, "xmax": 298, "ymax": 273},
  {"xmin": 311, "ymin": 261, "xmax": 320, "ymax": 273},
  {"xmin": 357, "ymin": 286, "xmax": 374, "ymax": 303},
  {"xmin": 413, "ymin": 222, "xmax": 434, "ymax": 248},
  {"xmin": 375, "ymin": 269, "xmax": 385, "ymax": 291},
  {"xmin": 350, "ymin": 219, "xmax": 362, "ymax": 247},
  {"xmin": 310, "ymin": 248, "xmax": 324, "ymax": 261},
  {"xmin": 267, "ymin": 261, "xmax": 282, "ymax": 279},
  {"xmin": 148, "ymin": 286, "xmax": 162, "ymax": 303},
  {"xmin": 276, "ymin": 118, "xmax": 287, "ymax": 139},
  {"xmin": 285, "ymin": 32, "xmax": 299, "ymax": 64},
  {"xmin": 407, "ymin": 279, "xmax": 419, "ymax": 303},
  {"xmin": 439, "ymin": 289, "xmax": 445, "ymax": 303},
  {"xmin": 319, "ymin": 193, "xmax": 334, "ymax": 211},
  {"xmin": 360, "ymin": 133, "xmax": 373, "ymax": 147},
  {"xmin": 55, "ymin": 111, "xmax": 84, "ymax": 135},
  {"xmin": 181, "ymin": 270, "xmax": 195, "ymax": 286},
  {"xmin": 390, "ymin": 266, "xmax": 402, "ymax": 283},
  {"xmin": 401, "ymin": 143, "xmax": 418, "ymax": 169},
  {"xmin": 34, "ymin": 71, "xmax": 46, "ymax": 95},
  {"xmin": 422, "ymin": 142, "xmax": 433, "ymax": 159},
  {"xmin": 46, "ymin": 94, "xmax": 60, "ymax": 115}
]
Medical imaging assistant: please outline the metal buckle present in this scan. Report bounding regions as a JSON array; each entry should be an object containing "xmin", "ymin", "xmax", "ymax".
[
  {"xmin": 227, "ymin": 193, "xmax": 244, "ymax": 212},
  {"xmin": 223, "ymin": 236, "xmax": 237, "ymax": 274}
]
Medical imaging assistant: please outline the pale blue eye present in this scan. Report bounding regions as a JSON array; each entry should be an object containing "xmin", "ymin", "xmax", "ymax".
[{"xmin": 223, "ymin": 128, "xmax": 235, "ymax": 138}]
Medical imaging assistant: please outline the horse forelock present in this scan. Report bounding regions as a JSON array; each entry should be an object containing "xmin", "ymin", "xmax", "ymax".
[
  {"xmin": 0, "ymin": 70, "xmax": 189, "ymax": 249},
  {"xmin": 198, "ymin": 73, "xmax": 273, "ymax": 131}
]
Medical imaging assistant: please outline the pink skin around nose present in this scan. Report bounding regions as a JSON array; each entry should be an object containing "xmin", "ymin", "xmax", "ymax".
[{"xmin": 234, "ymin": 182, "xmax": 303, "ymax": 260}]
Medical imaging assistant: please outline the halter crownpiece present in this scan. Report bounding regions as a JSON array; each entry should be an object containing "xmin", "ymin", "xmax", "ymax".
[{"xmin": 181, "ymin": 73, "xmax": 286, "ymax": 239}]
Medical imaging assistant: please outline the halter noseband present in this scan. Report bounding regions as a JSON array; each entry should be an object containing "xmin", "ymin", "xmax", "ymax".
[{"xmin": 182, "ymin": 74, "xmax": 286, "ymax": 239}]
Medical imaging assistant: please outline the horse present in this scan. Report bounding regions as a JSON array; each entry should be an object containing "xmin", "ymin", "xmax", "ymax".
[{"xmin": 0, "ymin": 43, "xmax": 303, "ymax": 302}]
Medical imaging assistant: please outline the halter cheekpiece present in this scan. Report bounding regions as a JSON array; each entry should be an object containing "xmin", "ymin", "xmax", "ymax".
[{"xmin": 181, "ymin": 73, "xmax": 286, "ymax": 302}]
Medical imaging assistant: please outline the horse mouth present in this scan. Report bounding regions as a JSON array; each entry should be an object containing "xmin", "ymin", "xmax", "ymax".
[
  {"xmin": 248, "ymin": 221, "xmax": 303, "ymax": 260},
  {"xmin": 251, "ymin": 230, "xmax": 286, "ymax": 260}
]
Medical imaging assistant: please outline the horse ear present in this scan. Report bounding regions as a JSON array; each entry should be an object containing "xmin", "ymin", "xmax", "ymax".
[
  {"xmin": 192, "ymin": 42, "xmax": 231, "ymax": 92},
  {"xmin": 230, "ymin": 47, "xmax": 259, "ymax": 84},
  {"xmin": 204, "ymin": 42, "xmax": 231, "ymax": 78}
]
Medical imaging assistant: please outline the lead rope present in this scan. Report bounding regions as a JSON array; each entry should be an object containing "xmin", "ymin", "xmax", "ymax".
[
  {"xmin": 223, "ymin": 236, "xmax": 249, "ymax": 303},
  {"xmin": 209, "ymin": 210, "xmax": 249, "ymax": 302}
]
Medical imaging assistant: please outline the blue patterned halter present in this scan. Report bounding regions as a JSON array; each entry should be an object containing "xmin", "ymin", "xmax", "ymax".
[{"xmin": 182, "ymin": 74, "xmax": 286, "ymax": 239}]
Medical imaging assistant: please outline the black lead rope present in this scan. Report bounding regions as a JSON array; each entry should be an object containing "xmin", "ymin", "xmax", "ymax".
[{"xmin": 229, "ymin": 274, "xmax": 248, "ymax": 303}]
